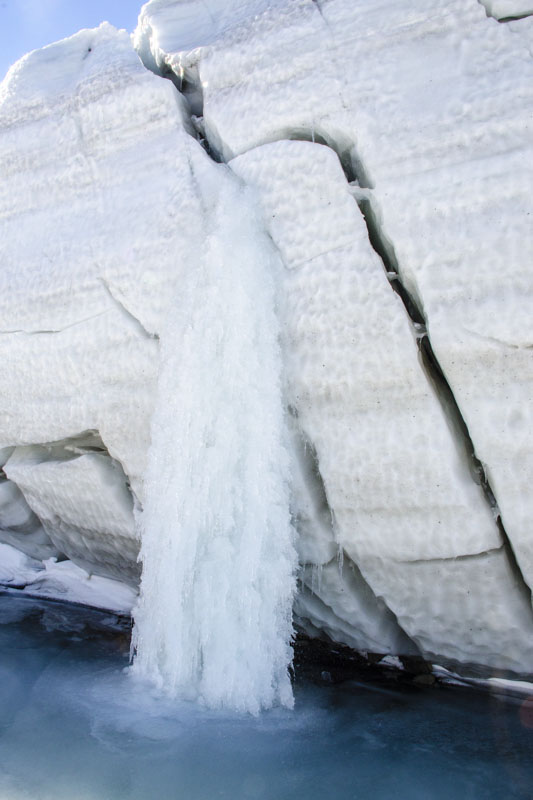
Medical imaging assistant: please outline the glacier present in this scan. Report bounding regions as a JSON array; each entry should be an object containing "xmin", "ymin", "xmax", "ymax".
[{"xmin": 0, "ymin": 0, "xmax": 533, "ymax": 707}]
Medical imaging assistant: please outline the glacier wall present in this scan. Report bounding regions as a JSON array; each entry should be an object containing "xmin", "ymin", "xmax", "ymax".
[{"xmin": 0, "ymin": 0, "xmax": 533, "ymax": 683}]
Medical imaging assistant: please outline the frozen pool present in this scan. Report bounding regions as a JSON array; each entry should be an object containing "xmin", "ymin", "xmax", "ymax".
[{"xmin": 0, "ymin": 593, "xmax": 531, "ymax": 800}]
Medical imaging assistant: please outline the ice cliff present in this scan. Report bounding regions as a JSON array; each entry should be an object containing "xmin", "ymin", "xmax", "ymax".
[{"xmin": 0, "ymin": 0, "xmax": 532, "ymax": 694}]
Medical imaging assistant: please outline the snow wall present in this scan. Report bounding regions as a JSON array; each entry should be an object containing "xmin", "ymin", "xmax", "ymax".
[{"xmin": 0, "ymin": 0, "xmax": 533, "ymax": 699}]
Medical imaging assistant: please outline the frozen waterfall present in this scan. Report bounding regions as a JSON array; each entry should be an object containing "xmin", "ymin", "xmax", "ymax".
[{"xmin": 131, "ymin": 162, "xmax": 297, "ymax": 714}]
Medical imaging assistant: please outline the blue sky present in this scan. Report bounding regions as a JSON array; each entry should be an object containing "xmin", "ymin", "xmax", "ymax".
[{"xmin": 0, "ymin": 0, "xmax": 144, "ymax": 81}]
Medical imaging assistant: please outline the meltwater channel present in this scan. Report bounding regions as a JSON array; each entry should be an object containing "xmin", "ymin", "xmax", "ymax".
[{"xmin": 0, "ymin": 594, "xmax": 532, "ymax": 800}]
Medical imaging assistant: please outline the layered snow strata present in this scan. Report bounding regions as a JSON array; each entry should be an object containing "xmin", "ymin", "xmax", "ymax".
[
  {"xmin": 4, "ymin": 441, "xmax": 139, "ymax": 584},
  {"xmin": 1, "ymin": 0, "xmax": 532, "ymax": 679},
  {"xmin": 0, "ymin": 480, "xmax": 57, "ymax": 561},
  {"xmin": 230, "ymin": 140, "xmax": 533, "ymax": 672},
  {"xmin": 321, "ymin": 2, "xmax": 533, "ymax": 599},
  {"xmin": 294, "ymin": 558, "xmax": 418, "ymax": 656},
  {"xmin": 365, "ymin": 551, "xmax": 533, "ymax": 674},
  {"xmin": 1, "ymin": 19, "xmax": 297, "ymax": 707},
  {"xmin": 0, "ymin": 22, "xmax": 213, "ymax": 584},
  {"xmin": 0, "ymin": 447, "xmax": 57, "ymax": 561},
  {"xmin": 0, "ymin": 543, "xmax": 137, "ymax": 614},
  {"xmin": 138, "ymin": 0, "xmax": 533, "ymax": 672},
  {"xmin": 0, "ymin": 22, "xmax": 205, "ymax": 504}
]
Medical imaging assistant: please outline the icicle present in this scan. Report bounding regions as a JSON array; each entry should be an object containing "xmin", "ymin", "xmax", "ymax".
[{"xmin": 131, "ymin": 164, "xmax": 297, "ymax": 714}]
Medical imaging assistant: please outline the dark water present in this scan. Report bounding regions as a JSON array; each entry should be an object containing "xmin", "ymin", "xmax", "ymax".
[{"xmin": 0, "ymin": 594, "xmax": 532, "ymax": 800}]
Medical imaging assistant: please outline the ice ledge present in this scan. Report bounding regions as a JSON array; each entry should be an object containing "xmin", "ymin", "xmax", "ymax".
[{"xmin": 0, "ymin": 543, "xmax": 137, "ymax": 615}]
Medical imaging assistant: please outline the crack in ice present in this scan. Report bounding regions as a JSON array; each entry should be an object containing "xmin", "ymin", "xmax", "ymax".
[{"xmin": 99, "ymin": 278, "xmax": 159, "ymax": 340}]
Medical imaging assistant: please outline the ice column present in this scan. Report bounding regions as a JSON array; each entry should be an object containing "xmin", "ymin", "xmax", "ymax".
[{"xmin": 131, "ymin": 167, "xmax": 296, "ymax": 714}]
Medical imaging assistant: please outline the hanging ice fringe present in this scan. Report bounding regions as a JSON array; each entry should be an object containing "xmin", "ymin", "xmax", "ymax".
[{"xmin": 132, "ymin": 164, "xmax": 297, "ymax": 714}]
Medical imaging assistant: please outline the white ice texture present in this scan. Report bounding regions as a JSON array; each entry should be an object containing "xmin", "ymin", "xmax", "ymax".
[
  {"xmin": 1, "ymin": 0, "xmax": 533, "ymax": 694},
  {"xmin": 0, "ymin": 543, "xmax": 137, "ymax": 613},
  {"xmin": 131, "ymin": 165, "xmax": 297, "ymax": 713}
]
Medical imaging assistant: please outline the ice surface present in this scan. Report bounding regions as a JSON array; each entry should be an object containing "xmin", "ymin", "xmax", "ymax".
[
  {"xmin": 231, "ymin": 141, "xmax": 496, "ymax": 551},
  {"xmin": 135, "ymin": 0, "xmax": 533, "ymax": 673},
  {"xmin": 295, "ymin": 557, "xmax": 418, "ymax": 656},
  {"xmin": 0, "ymin": 21, "xmax": 202, "ymax": 500},
  {"xmin": 1, "ymin": 20, "xmax": 298, "ymax": 709},
  {"xmin": 0, "ymin": 543, "xmax": 136, "ymax": 613},
  {"xmin": 5, "ymin": 446, "xmax": 138, "ymax": 584},
  {"xmin": 134, "ymin": 0, "xmax": 284, "ymax": 69},
  {"xmin": 229, "ymin": 141, "xmax": 533, "ymax": 670},
  {"xmin": 287, "ymin": 418, "xmax": 339, "ymax": 568},
  {"xmin": 364, "ymin": 550, "xmax": 533, "ymax": 675},
  {"xmin": 0, "ymin": 448, "xmax": 14, "ymax": 467},
  {"xmin": 0, "ymin": 439, "xmax": 58, "ymax": 562},
  {"xmin": 1, "ymin": 598, "xmax": 532, "ymax": 800},
  {"xmin": 0, "ymin": 481, "xmax": 37, "ymax": 532},
  {"xmin": 0, "ymin": 479, "xmax": 57, "ymax": 561},
  {"xmin": 132, "ymin": 159, "xmax": 297, "ymax": 713},
  {"xmin": 2, "ymin": 0, "xmax": 533, "ymax": 684},
  {"xmin": 433, "ymin": 664, "xmax": 533, "ymax": 699},
  {"xmin": 0, "ymin": 543, "xmax": 44, "ymax": 586},
  {"xmin": 325, "ymin": 6, "xmax": 533, "ymax": 601}
]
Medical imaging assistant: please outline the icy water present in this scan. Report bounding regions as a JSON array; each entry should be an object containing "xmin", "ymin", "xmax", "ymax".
[{"xmin": 0, "ymin": 595, "xmax": 532, "ymax": 800}]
